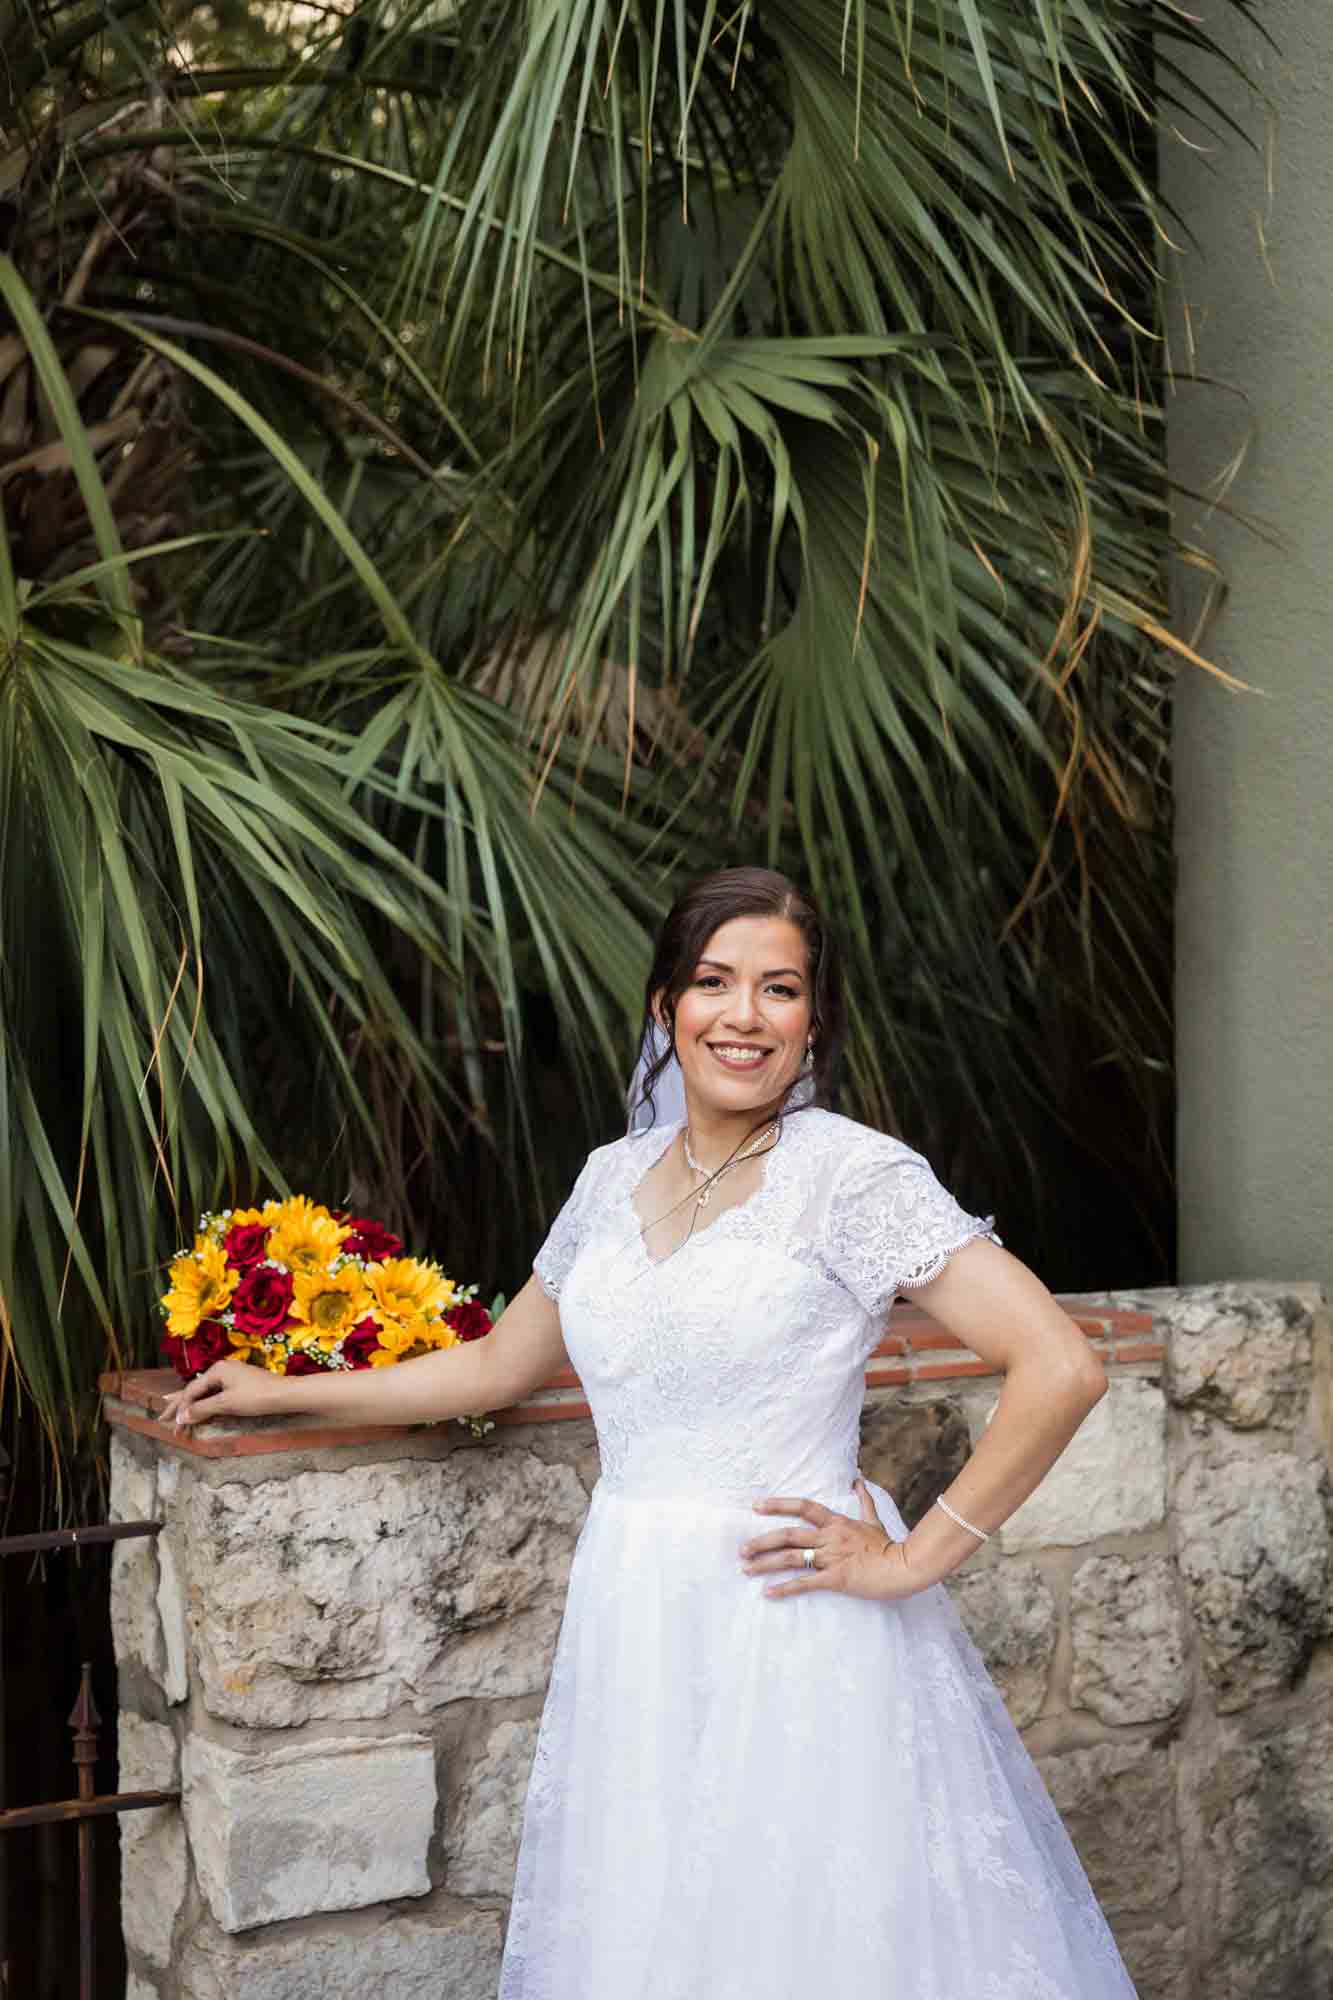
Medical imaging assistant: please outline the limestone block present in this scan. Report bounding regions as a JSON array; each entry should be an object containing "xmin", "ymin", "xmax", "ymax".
[
  {"xmin": 997, "ymin": 1377, "xmax": 1166, "ymax": 1552},
  {"xmin": 110, "ymin": 1436, "xmax": 166, "ymax": 1691},
  {"xmin": 1036, "ymin": 1738, "xmax": 1180, "ymax": 1917},
  {"xmin": 177, "ymin": 1904, "xmax": 505, "ymax": 2000},
  {"xmin": 1177, "ymin": 1698, "xmax": 1333, "ymax": 2000},
  {"xmin": 118, "ymin": 1714, "xmax": 186, "ymax": 1968},
  {"xmin": 1070, "ymin": 1553, "xmax": 1191, "ymax": 1725},
  {"xmin": 1173, "ymin": 1443, "xmax": 1333, "ymax": 1712},
  {"xmin": 446, "ymin": 1714, "xmax": 540, "ymax": 1897},
  {"xmin": 1162, "ymin": 1283, "xmax": 1314, "ymax": 1430},
  {"xmin": 125, "ymin": 1973, "xmax": 161, "ymax": 2000},
  {"xmin": 859, "ymin": 1397, "xmax": 970, "ymax": 1529},
  {"xmin": 1113, "ymin": 1921, "xmax": 1191, "ymax": 2000},
  {"xmin": 184, "ymin": 1448, "xmax": 588, "ymax": 1726},
  {"xmin": 110, "ymin": 1431, "xmax": 158, "ymax": 1523},
  {"xmin": 183, "ymin": 1732, "xmax": 435, "ymax": 1932},
  {"xmin": 946, "ymin": 1562, "xmax": 1057, "ymax": 1727},
  {"xmin": 155, "ymin": 1529, "xmax": 190, "ymax": 1706}
]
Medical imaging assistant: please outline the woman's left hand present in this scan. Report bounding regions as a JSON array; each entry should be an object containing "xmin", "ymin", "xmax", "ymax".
[{"xmin": 740, "ymin": 1478, "xmax": 920, "ymax": 1602}]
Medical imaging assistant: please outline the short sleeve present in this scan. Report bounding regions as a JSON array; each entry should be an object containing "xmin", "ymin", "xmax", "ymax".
[
  {"xmin": 532, "ymin": 1153, "xmax": 600, "ymax": 1300},
  {"xmin": 823, "ymin": 1136, "xmax": 998, "ymax": 1321}
]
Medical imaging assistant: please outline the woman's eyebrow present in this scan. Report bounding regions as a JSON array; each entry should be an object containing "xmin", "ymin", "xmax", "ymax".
[{"xmin": 696, "ymin": 958, "xmax": 805, "ymax": 980}]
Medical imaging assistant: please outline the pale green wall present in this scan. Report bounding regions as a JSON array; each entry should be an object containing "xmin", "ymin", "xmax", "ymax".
[{"xmin": 1164, "ymin": 3, "xmax": 1333, "ymax": 1292}]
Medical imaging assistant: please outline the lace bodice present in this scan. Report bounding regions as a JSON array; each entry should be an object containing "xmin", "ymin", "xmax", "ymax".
[{"xmin": 534, "ymin": 1108, "xmax": 996, "ymax": 1504}]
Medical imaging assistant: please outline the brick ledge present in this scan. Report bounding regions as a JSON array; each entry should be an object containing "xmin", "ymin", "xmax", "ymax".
[{"xmin": 99, "ymin": 1304, "xmax": 1161, "ymax": 1461}]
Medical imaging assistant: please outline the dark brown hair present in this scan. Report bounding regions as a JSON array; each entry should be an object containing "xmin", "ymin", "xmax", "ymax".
[{"xmin": 632, "ymin": 867, "xmax": 844, "ymax": 1127}]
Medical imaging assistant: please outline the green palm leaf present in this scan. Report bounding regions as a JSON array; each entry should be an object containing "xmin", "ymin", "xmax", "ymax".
[{"xmin": 0, "ymin": 0, "xmax": 1265, "ymax": 1512}]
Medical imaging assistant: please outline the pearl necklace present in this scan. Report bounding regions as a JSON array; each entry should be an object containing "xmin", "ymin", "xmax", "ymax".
[{"xmin": 682, "ymin": 1122, "xmax": 779, "ymax": 1208}]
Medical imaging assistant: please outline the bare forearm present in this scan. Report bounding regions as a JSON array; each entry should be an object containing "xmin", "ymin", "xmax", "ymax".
[
  {"xmin": 167, "ymin": 1275, "xmax": 570, "ymax": 1434},
  {"xmin": 897, "ymin": 1352, "xmax": 1105, "ymax": 1587},
  {"xmin": 226, "ymin": 1339, "xmax": 495, "ymax": 1429}
]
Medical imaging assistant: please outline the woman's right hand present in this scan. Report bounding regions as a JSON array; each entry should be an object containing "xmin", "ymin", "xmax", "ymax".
[{"xmin": 159, "ymin": 1357, "xmax": 282, "ymax": 1429}]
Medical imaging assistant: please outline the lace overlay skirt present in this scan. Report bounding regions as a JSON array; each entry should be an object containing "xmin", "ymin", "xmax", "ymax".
[{"xmin": 497, "ymin": 1479, "xmax": 1137, "ymax": 2000}]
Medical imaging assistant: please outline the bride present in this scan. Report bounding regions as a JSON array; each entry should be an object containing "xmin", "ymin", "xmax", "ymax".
[{"xmin": 165, "ymin": 866, "xmax": 1137, "ymax": 1999}]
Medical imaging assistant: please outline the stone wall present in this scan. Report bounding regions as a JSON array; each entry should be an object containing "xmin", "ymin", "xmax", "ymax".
[{"xmin": 103, "ymin": 1281, "xmax": 1333, "ymax": 2000}]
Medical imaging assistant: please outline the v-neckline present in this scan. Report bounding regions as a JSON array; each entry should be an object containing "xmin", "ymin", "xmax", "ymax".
[{"xmin": 625, "ymin": 1117, "xmax": 781, "ymax": 1269}]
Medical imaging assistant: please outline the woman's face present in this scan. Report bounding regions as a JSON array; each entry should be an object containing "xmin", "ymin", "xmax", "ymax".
[{"xmin": 666, "ymin": 915, "xmax": 814, "ymax": 1122}]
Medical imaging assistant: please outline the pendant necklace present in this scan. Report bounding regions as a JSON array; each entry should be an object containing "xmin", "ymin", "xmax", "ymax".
[
  {"xmin": 610, "ymin": 1117, "xmax": 782, "ymax": 1285},
  {"xmin": 682, "ymin": 1121, "xmax": 779, "ymax": 1209}
]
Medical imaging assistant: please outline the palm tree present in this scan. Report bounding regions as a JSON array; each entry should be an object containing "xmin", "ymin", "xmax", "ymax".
[{"xmin": 1, "ymin": 0, "xmax": 1259, "ymax": 1499}]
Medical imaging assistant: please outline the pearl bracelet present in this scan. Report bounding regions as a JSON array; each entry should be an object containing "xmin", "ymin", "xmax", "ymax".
[{"xmin": 934, "ymin": 1495, "xmax": 990, "ymax": 1543}]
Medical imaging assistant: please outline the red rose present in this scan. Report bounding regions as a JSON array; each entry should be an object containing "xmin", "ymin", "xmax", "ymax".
[
  {"xmin": 284, "ymin": 1349, "xmax": 326, "ymax": 1376},
  {"xmin": 164, "ymin": 1318, "xmax": 233, "ymax": 1379},
  {"xmin": 341, "ymin": 1217, "xmax": 402, "ymax": 1263},
  {"xmin": 444, "ymin": 1300, "xmax": 492, "ymax": 1343},
  {"xmin": 342, "ymin": 1315, "xmax": 383, "ymax": 1370},
  {"xmin": 223, "ymin": 1221, "xmax": 270, "ymax": 1270},
  {"xmin": 231, "ymin": 1265, "xmax": 295, "ymax": 1340}
]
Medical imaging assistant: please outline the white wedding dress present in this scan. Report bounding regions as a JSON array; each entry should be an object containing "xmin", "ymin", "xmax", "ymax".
[{"xmin": 498, "ymin": 1107, "xmax": 1137, "ymax": 2000}]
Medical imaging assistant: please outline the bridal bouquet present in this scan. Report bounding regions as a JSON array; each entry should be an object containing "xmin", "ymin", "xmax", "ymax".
[{"xmin": 160, "ymin": 1196, "xmax": 493, "ymax": 1380}]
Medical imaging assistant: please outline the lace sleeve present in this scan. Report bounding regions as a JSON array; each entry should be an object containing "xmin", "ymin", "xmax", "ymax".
[
  {"xmin": 533, "ymin": 1152, "xmax": 602, "ymax": 1300},
  {"xmin": 823, "ymin": 1135, "xmax": 999, "ymax": 1322}
]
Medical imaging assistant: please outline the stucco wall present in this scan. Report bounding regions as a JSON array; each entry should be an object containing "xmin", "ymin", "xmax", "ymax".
[{"xmin": 1164, "ymin": 3, "xmax": 1333, "ymax": 1296}]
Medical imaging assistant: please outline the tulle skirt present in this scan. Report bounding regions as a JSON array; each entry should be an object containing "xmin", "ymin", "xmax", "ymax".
[{"xmin": 497, "ymin": 1477, "xmax": 1137, "ymax": 2000}]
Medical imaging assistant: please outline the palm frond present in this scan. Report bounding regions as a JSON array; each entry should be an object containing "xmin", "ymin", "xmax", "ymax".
[{"xmin": 0, "ymin": 0, "xmax": 1266, "ymax": 1512}]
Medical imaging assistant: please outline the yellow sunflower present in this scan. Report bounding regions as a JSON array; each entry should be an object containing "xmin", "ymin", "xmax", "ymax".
[
  {"xmin": 163, "ymin": 1240, "xmax": 237, "ymax": 1337},
  {"xmin": 267, "ymin": 1198, "xmax": 347, "ymax": 1277},
  {"xmin": 224, "ymin": 1319, "xmax": 265, "ymax": 1355},
  {"xmin": 266, "ymin": 1193, "xmax": 336, "ymax": 1227},
  {"xmin": 367, "ymin": 1258, "xmax": 455, "ymax": 1327},
  {"xmin": 228, "ymin": 1204, "xmax": 280, "ymax": 1229},
  {"xmin": 372, "ymin": 1313, "xmax": 430, "ymax": 1357},
  {"xmin": 289, "ymin": 1266, "xmax": 372, "ymax": 1349},
  {"xmin": 419, "ymin": 1318, "xmax": 460, "ymax": 1352}
]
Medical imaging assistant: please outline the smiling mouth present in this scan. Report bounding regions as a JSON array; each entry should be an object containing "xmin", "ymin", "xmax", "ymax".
[{"xmin": 705, "ymin": 1043, "xmax": 773, "ymax": 1069}]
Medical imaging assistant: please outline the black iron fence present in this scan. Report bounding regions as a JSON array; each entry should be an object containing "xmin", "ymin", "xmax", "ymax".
[{"xmin": 0, "ymin": 1451, "xmax": 181, "ymax": 2000}]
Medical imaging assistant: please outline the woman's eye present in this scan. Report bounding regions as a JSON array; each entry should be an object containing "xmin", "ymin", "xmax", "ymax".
[
  {"xmin": 695, "ymin": 975, "xmax": 723, "ymax": 989},
  {"xmin": 768, "ymin": 984, "xmax": 800, "ymax": 999}
]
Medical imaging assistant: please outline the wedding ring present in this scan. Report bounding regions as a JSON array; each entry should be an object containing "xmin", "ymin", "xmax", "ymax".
[{"xmin": 802, "ymin": 1547, "xmax": 816, "ymax": 1569}]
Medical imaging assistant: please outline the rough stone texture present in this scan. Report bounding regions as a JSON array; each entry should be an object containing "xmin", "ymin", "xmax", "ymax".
[
  {"xmin": 110, "ymin": 1435, "xmax": 166, "ymax": 1693},
  {"xmin": 1163, "ymin": 1284, "xmax": 1315, "ymax": 1430},
  {"xmin": 1178, "ymin": 1696, "xmax": 1333, "ymax": 2000},
  {"xmin": 103, "ymin": 1282, "xmax": 1333, "ymax": 2000},
  {"xmin": 1114, "ymin": 1923, "xmax": 1192, "ymax": 2000},
  {"xmin": 118, "ymin": 1714, "xmax": 186, "ymax": 1969},
  {"xmin": 445, "ymin": 1715, "xmax": 540, "ymax": 1898},
  {"xmin": 858, "ymin": 1396, "xmax": 970, "ymax": 1528},
  {"xmin": 1070, "ymin": 1553, "xmax": 1191, "ymax": 1725},
  {"xmin": 946, "ymin": 1562, "xmax": 1057, "ymax": 1727},
  {"xmin": 1036, "ymin": 1738, "xmax": 1181, "ymax": 1917},
  {"xmin": 176, "ymin": 1904, "xmax": 505, "ymax": 2000},
  {"xmin": 156, "ymin": 1527, "xmax": 190, "ymax": 1706},
  {"xmin": 184, "ymin": 1732, "xmax": 435, "ymax": 1933},
  {"xmin": 1173, "ymin": 1442, "xmax": 1333, "ymax": 1712},
  {"xmin": 184, "ymin": 1448, "xmax": 588, "ymax": 1725},
  {"xmin": 997, "ymin": 1377, "xmax": 1166, "ymax": 1552}
]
